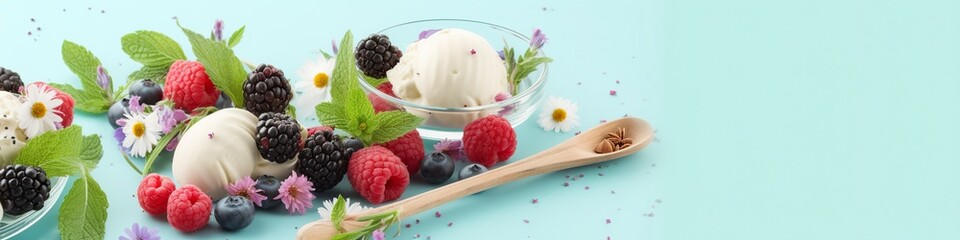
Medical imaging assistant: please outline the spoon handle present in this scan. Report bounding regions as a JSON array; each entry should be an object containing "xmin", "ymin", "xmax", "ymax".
[{"xmin": 361, "ymin": 117, "xmax": 652, "ymax": 219}]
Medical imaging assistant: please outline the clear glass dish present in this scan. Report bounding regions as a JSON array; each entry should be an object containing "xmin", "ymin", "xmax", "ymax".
[
  {"xmin": 0, "ymin": 176, "xmax": 68, "ymax": 239},
  {"xmin": 359, "ymin": 19, "xmax": 549, "ymax": 140}
]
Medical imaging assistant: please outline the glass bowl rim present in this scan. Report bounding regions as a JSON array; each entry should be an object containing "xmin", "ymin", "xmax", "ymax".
[{"xmin": 358, "ymin": 18, "xmax": 549, "ymax": 113}]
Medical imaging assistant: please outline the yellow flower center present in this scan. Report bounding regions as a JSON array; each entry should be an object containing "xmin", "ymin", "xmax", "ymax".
[
  {"xmin": 313, "ymin": 72, "xmax": 330, "ymax": 89},
  {"xmin": 30, "ymin": 102, "xmax": 46, "ymax": 118},
  {"xmin": 551, "ymin": 108, "xmax": 567, "ymax": 122},
  {"xmin": 132, "ymin": 122, "xmax": 146, "ymax": 138}
]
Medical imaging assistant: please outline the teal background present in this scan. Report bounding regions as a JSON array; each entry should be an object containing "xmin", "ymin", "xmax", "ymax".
[{"xmin": 1, "ymin": 0, "xmax": 958, "ymax": 239}]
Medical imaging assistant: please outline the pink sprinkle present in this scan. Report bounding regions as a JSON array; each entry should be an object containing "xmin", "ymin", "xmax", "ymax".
[
  {"xmin": 531, "ymin": 199, "xmax": 539, "ymax": 204},
  {"xmin": 523, "ymin": 219, "xmax": 530, "ymax": 223},
  {"xmin": 565, "ymin": 175, "xmax": 570, "ymax": 179},
  {"xmin": 416, "ymin": 234, "xmax": 421, "ymax": 238},
  {"xmin": 416, "ymin": 219, "xmax": 421, "ymax": 224},
  {"xmin": 600, "ymin": 119, "xmax": 607, "ymax": 123},
  {"xmin": 575, "ymin": 131, "xmax": 582, "ymax": 135},
  {"xmin": 610, "ymin": 90, "xmax": 617, "ymax": 96},
  {"xmin": 447, "ymin": 222, "xmax": 453, "ymax": 227},
  {"xmin": 616, "ymin": 80, "xmax": 621, "ymax": 84},
  {"xmin": 208, "ymin": 132, "xmax": 215, "ymax": 139},
  {"xmin": 608, "ymin": 237, "xmax": 612, "ymax": 240},
  {"xmin": 598, "ymin": 172, "xmax": 605, "ymax": 176},
  {"xmin": 606, "ymin": 219, "xmax": 612, "ymax": 224},
  {"xmin": 405, "ymin": 223, "xmax": 411, "ymax": 228},
  {"xmin": 577, "ymin": 82, "xmax": 582, "ymax": 85},
  {"xmin": 470, "ymin": 49, "xmax": 477, "ymax": 55},
  {"xmin": 611, "ymin": 190, "xmax": 616, "ymax": 194},
  {"xmin": 435, "ymin": 211, "xmax": 442, "ymax": 218},
  {"xmin": 585, "ymin": 186, "xmax": 590, "ymax": 190},
  {"xmin": 27, "ymin": 31, "xmax": 32, "ymax": 36},
  {"xmin": 563, "ymin": 182, "xmax": 569, "ymax": 187},
  {"xmin": 579, "ymin": 174, "xmax": 584, "ymax": 178}
]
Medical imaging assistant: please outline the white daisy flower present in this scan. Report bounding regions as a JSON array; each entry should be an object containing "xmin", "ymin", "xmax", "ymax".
[
  {"xmin": 537, "ymin": 96, "xmax": 581, "ymax": 133},
  {"xmin": 294, "ymin": 55, "xmax": 336, "ymax": 122},
  {"xmin": 17, "ymin": 84, "xmax": 63, "ymax": 138},
  {"xmin": 317, "ymin": 197, "xmax": 368, "ymax": 220},
  {"xmin": 121, "ymin": 111, "xmax": 162, "ymax": 157}
]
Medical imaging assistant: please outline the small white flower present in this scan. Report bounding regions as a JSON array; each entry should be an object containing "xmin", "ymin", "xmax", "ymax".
[
  {"xmin": 537, "ymin": 96, "xmax": 580, "ymax": 133},
  {"xmin": 122, "ymin": 111, "xmax": 162, "ymax": 157},
  {"xmin": 294, "ymin": 55, "xmax": 336, "ymax": 122},
  {"xmin": 17, "ymin": 84, "xmax": 63, "ymax": 138},
  {"xmin": 317, "ymin": 197, "xmax": 368, "ymax": 220}
]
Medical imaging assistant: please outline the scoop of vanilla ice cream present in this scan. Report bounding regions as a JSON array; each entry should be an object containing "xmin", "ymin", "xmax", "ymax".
[
  {"xmin": 172, "ymin": 108, "xmax": 299, "ymax": 200},
  {"xmin": 0, "ymin": 92, "xmax": 27, "ymax": 166},
  {"xmin": 387, "ymin": 28, "xmax": 509, "ymax": 127}
]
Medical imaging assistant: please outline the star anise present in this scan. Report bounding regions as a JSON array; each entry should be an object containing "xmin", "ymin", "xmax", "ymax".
[{"xmin": 594, "ymin": 127, "xmax": 633, "ymax": 154}]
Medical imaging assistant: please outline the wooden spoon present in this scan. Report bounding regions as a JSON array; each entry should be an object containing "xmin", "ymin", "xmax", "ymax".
[{"xmin": 297, "ymin": 117, "xmax": 654, "ymax": 239}]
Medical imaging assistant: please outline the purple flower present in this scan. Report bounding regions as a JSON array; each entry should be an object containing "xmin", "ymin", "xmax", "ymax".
[
  {"xmin": 371, "ymin": 229, "xmax": 386, "ymax": 240},
  {"xmin": 433, "ymin": 139, "xmax": 465, "ymax": 160},
  {"xmin": 164, "ymin": 134, "xmax": 180, "ymax": 151},
  {"xmin": 119, "ymin": 223, "xmax": 160, "ymax": 240},
  {"xmin": 495, "ymin": 92, "xmax": 514, "ymax": 116},
  {"xmin": 128, "ymin": 96, "xmax": 144, "ymax": 114},
  {"xmin": 530, "ymin": 28, "xmax": 548, "ymax": 50},
  {"xmin": 419, "ymin": 29, "xmax": 441, "ymax": 40},
  {"xmin": 498, "ymin": 50, "xmax": 506, "ymax": 60},
  {"xmin": 113, "ymin": 127, "xmax": 131, "ymax": 153},
  {"xmin": 154, "ymin": 105, "xmax": 188, "ymax": 134},
  {"xmin": 277, "ymin": 171, "xmax": 315, "ymax": 214},
  {"xmin": 212, "ymin": 19, "xmax": 224, "ymax": 41},
  {"xmin": 331, "ymin": 39, "xmax": 339, "ymax": 54},
  {"xmin": 226, "ymin": 176, "xmax": 268, "ymax": 207},
  {"xmin": 96, "ymin": 65, "xmax": 111, "ymax": 93}
]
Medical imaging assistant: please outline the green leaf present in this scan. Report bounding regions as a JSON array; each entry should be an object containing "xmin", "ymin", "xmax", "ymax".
[
  {"xmin": 127, "ymin": 65, "xmax": 169, "ymax": 84},
  {"xmin": 58, "ymin": 170, "xmax": 109, "ymax": 240},
  {"xmin": 369, "ymin": 111, "xmax": 423, "ymax": 144},
  {"xmin": 228, "ymin": 26, "xmax": 245, "ymax": 48},
  {"xmin": 46, "ymin": 83, "xmax": 111, "ymax": 113},
  {"xmin": 331, "ymin": 195, "xmax": 347, "ymax": 230},
  {"xmin": 14, "ymin": 126, "xmax": 84, "ymax": 177},
  {"xmin": 316, "ymin": 103, "xmax": 349, "ymax": 127},
  {"xmin": 62, "ymin": 40, "xmax": 108, "ymax": 95},
  {"xmin": 320, "ymin": 50, "xmax": 334, "ymax": 60},
  {"xmin": 287, "ymin": 104, "xmax": 297, "ymax": 120},
  {"xmin": 330, "ymin": 31, "xmax": 357, "ymax": 106},
  {"xmin": 78, "ymin": 134, "xmax": 103, "ymax": 171},
  {"xmin": 121, "ymin": 30, "xmax": 187, "ymax": 67},
  {"xmin": 360, "ymin": 74, "xmax": 388, "ymax": 88},
  {"xmin": 178, "ymin": 21, "xmax": 248, "ymax": 108}
]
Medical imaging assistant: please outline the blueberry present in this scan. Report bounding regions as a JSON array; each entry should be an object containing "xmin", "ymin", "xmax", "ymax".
[
  {"xmin": 214, "ymin": 196, "xmax": 255, "ymax": 231},
  {"xmin": 107, "ymin": 98, "xmax": 129, "ymax": 129},
  {"xmin": 420, "ymin": 152, "xmax": 455, "ymax": 184},
  {"xmin": 458, "ymin": 163, "xmax": 488, "ymax": 180},
  {"xmin": 128, "ymin": 79, "xmax": 164, "ymax": 105},
  {"xmin": 342, "ymin": 137, "xmax": 364, "ymax": 152},
  {"xmin": 215, "ymin": 92, "xmax": 233, "ymax": 109},
  {"xmin": 254, "ymin": 175, "xmax": 282, "ymax": 209}
]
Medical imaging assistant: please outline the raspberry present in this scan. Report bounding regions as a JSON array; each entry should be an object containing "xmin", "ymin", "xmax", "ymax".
[
  {"xmin": 462, "ymin": 116, "xmax": 516, "ymax": 167},
  {"xmin": 167, "ymin": 185, "xmax": 212, "ymax": 233},
  {"xmin": 376, "ymin": 130, "xmax": 424, "ymax": 174},
  {"xmin": 306, "ymin": 126, "xmax": 334, "ymax": 137},
  {"xmin": 347, "ymin": 146, "xmax": 409, "ymax": 204},
  {"xmin": 137, "ymin": 173, "xmax": 176, "ymax": 215},
  {"xmin": 29, "ymin": 82, "xmax": 75, "ymax": 127},
  {"xmin": 368, "ymin": 82, "xmax": 398, "ymax": 113},
  {"xmin": 377, "ymin": 82, "xmax": 395, "ymax": 96},
  {"xmin": 164, "ymin": 60, "xmax": 220, "ymax": 112}
]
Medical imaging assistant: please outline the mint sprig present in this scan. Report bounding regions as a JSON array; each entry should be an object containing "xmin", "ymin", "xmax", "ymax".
[
  {"xmin": 227, "ymin": 25, "xmax": 246, "ymax": 48},
  {"xmin": 316, "ymin": 31, "xmax": 423, "ymax": 145},
  {"xmin": 14, "ymin": 126, "xmax": 108, "ymax": 240},
  {"xmin": 178, "ymin": 21, "xmax": 248, "ymax": 108},
  {"xmin": 58, "ymin": 41, "xmax": 115, "ymax": 113},
  {"xmin": 503, "ymin": 44, "xmax": 552, "ymax": 95},
  {"xmin": 329, "ymin": 195, "xmax": 401, "ymax": 240}
]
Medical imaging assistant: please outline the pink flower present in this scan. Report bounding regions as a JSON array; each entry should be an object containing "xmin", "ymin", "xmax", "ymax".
[
  {"xmin": 276, "ymin": 171, "xmax": 315, "ymax": 214},
  {"xmin": 433, "ymin": 139, "xmax": 465, "ymax": 161},
  {"xmin": 371, "ymin": 229, "xmax": 386, "ymax": 240},
  {"xmin": 226, "ymin": 176, "xmax": 267, "ymax": 207}
]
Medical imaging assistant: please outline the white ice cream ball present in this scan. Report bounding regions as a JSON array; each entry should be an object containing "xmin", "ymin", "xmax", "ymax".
[{"xmin": 0, "ymin": 92, "xmax": 27, "ymax": 166}]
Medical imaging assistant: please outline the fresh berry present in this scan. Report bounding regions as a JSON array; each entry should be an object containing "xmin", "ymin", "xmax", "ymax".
[
  {"xmin": 128, "ymin": 79, "xmax": 164, "ymax": 105},
  {"xmin": 462, "ymin": 115, "xmax": 516, "ymax": 167},
  {"xmin": 296, "ymin": 130, "xmax": 351, "ymax": 192},
  {"xmin": 420, "ymin": 152, "xmax": 455, "ymax": 184},
  {"xmin": 137, "ymin": 173, "xmax": 176, "ymax": 215},
  {"xmin": 215, "ymin": 92, "xmax": 233, "ymax": 109},
  {"xmin": 355, "ymin": 34, "xmax": 402, "ymax": 78},
  {"xmin": 243, "ymin": 64, "xmax": 293, "ymax": 117},
  {"xmin": 458, "ymin": 163, "xmax": 488, "ymax": 180},
  {"xmin": 254, "ymin": 175, "xmax": 282, "ymax": 209},
  {"xmin": 347, "ymin": 146, "xmax": 409, "ymax": 204},
  {"xmin": 377, "ymin": 82, "xmax": 395, "ymax": 96},
  {"xmin": 214, "ymin": 196, "xmax": 255, "ymax": 231},
  {"xmin": 255, "ymin": 112, "xmax": 302, "ymax": 163},
  {"xmin": 0, "ymin": 165, "xmax": 51, "ymax": 215},
  {"xmin": 0, "ymin": 67, "xmax": 23, "ymax": 94},
  {"xmin": 107, "ymin": 98, "xmax": 130, "ymax": 129},
  {"xmin": 342, "ymin": 136, "xmax": 364, "ymax": 153},
  {"xmin": 368, "ymin": 92, "xmax": 398, "ymax": 113},
  {"xmin": 164, "ymin": 60, "xmax": 220, "ymax": 112},
  {"xmin": 305, "ymin": 126, "xmax": 334, "ymax": 137},
  {"xmin": 167, "ymin": 185, "xmax": 212, "ymax": 233},
  {"xmin": 29, "ymin": 82, "xmax": 76, "ymax": 127},
  {"xmin": 377, "ymin": 130, "xmax": 424, "ymax": 174}
]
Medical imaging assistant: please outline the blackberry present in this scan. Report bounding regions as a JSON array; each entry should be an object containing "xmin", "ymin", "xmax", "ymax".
[
  {"xmin": 243, "ymin": 64, "xmax": 293, "ymax": 117},
  {"xmin": 0, "ymin": 67, "xmax": 24, "ymax": 94},
  {"xmin": 0, "ymin": 165, "xmax": 51, "ymax": 215},
  {"xmin": 255, "ymin": 112, "xmax": 302, "ymax": 163},
  {"xmin": 296, "ymin": 130, "xmax": 352, "ymax": 192},
  {"xmin": 355, "ymin": 34, "xmax": 402, "ymax": 78}
]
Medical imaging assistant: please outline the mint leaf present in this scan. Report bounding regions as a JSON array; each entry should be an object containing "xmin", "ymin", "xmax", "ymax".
[
  {"xmin": 360, "ymin": 74, "xmax": 388, "ymax": 88},
  {"xmin": 59, "ymin": 170, "xmax": 108, "ymax": 240},
  {"xmin": 62, "ymin": 40, "xmax": 109, "ymax": 95},
  {"xmin": 128, "ymin": 65, "xmax": 170, "ymax": 84},
  {"xmin": 47, "ymin": 83, "xmax": 111, "ymax": 113},
  {"xmin": 316, "ymin": 103, "xmax": 349, "ymax": 127},
  {"xmin": 331, "ymin": 195, "xmax": 347, "ymax": 230},
  {"xmin": 228, "ymin": 26, "xmax": 245, "ymax": 48},
  {"xmin": 79, "ymin": 134, "xmax": 103, "ymax": 171},
  {"xmin": 287, "ymin": 104, "xmax": 298, "ymax": 120},
  {"xmin": 178, "ymin": 21, "xmax": 247, "ymax": 108},
  {"xmin": 320, "ymin": 50, "xmax": 334, "ymax": 60},
  {"xmin": 369, "ymin": 111, "xmax": 423, "ymax": 144},
  {"xmin": 330, "ymin": 31, "xmax": 356, "ymax": 106},
  {"xmin": 121, "ymin": 30, "xmax": 186, "ymax": 67},
  {"xmin": 14, "ymin": 126, "xmax": 83, "ymax": 177}
]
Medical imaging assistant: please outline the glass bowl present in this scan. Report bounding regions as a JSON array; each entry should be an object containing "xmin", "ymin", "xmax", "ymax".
[
  {"xmin": 0, "ymin": 176, "xmax": 68, "ymax": 239},
  {"xmin": 359, "ymin": 19, "xmax": 548, "ymax": 140}
]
